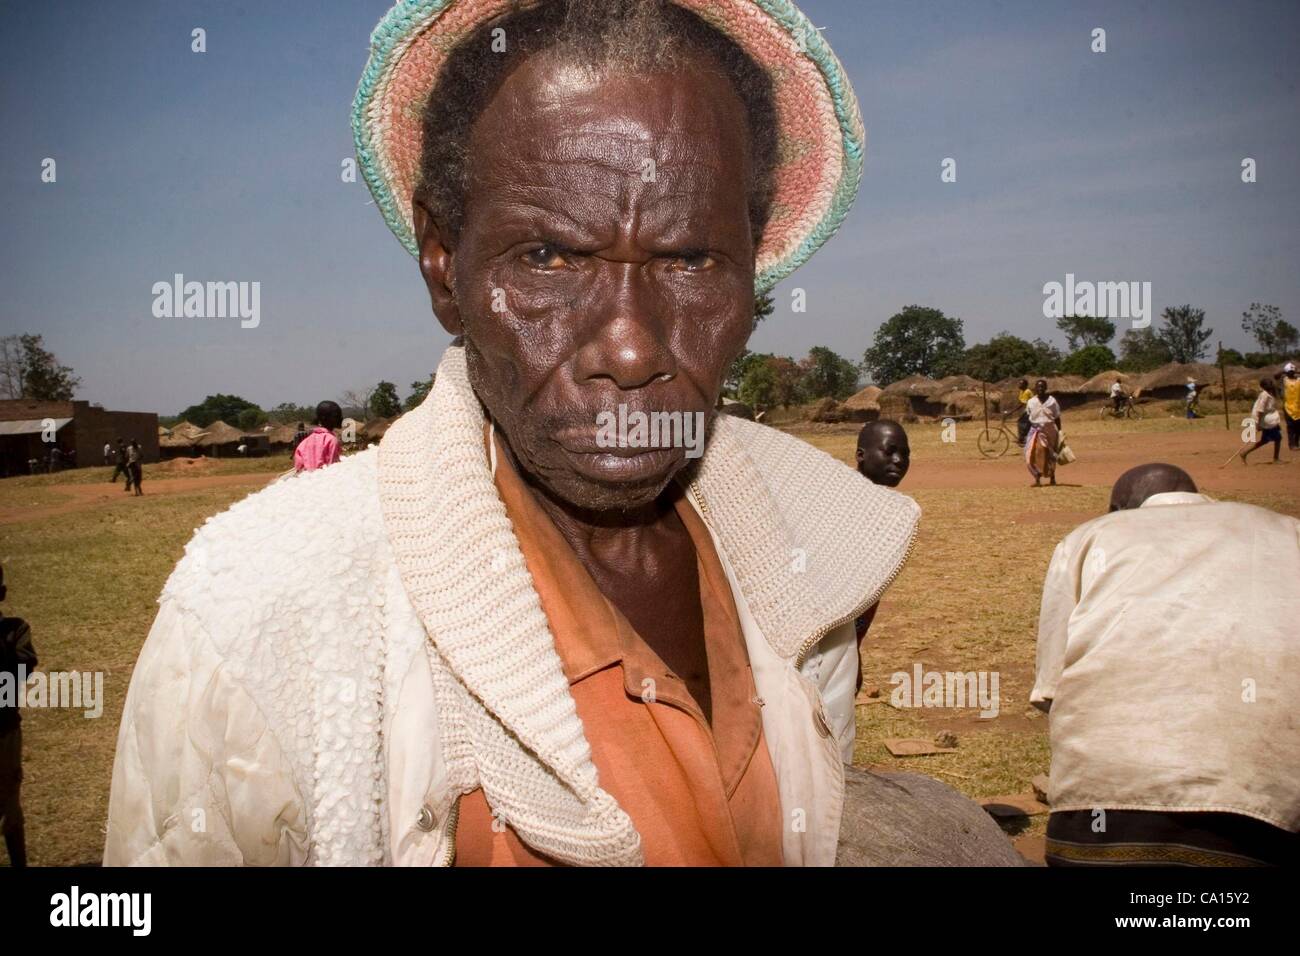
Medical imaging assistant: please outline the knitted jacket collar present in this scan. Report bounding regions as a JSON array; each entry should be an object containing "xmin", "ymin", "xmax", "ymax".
[{"xmin": 377, "ymin": 345, "xmax": 919, "ymax": 864}]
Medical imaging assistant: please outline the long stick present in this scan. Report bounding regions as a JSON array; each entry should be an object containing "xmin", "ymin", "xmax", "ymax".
[
  {"xmin": 1219, "ymin": 340, "xmax": 1230, "ymax": 430},
  {"xmin": 1221, "ymin": 444, "xmax": 1249, "ymax": 468}
]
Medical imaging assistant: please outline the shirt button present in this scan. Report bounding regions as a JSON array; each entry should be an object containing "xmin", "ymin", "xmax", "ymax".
[
  {"xmin": 814, "ymin": 708, "xmax": 833, "ymax": 738},
  {"xmin": 415, "ymin": 804, "xmax": 436, "ymax": 832}
]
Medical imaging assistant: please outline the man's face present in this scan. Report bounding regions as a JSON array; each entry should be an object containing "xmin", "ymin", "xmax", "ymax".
[
  {"xmin": 423, "ymin": 51, "xmax": 756, "ymax": 511},
  {"xmin": 856, "ymin": 424, "xmax": 911, "ymax": 487},
  {"xmin": 1035, "ymin": 381, "xmax": 1047, "ymax": 399}
]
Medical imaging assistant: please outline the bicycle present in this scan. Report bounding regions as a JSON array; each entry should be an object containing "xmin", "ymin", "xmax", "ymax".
[
  {"xmin": 1099, "ymin": 394, "xmax": 1143, "ymax": 420},
  {"xmin": 975, "ymin": 384, "xmax": 1016, "ymax": 458}
]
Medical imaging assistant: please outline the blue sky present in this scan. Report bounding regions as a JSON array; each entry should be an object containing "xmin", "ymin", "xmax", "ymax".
[{"xmin": 2, "ymin": 0, "xmax": 1297, "ymax": 413}]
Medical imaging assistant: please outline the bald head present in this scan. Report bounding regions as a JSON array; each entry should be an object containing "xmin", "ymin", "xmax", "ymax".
[
  {"xmin": 1109, "ymin": 463, "xmax": 1197, "ymax": 512},
  {"xmin": 857, "ymin": 419, "xmax": 910, "ymax": 487}
]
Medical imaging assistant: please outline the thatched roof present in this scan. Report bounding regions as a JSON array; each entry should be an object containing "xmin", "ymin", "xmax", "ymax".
[
  {"xmin": 194, "ymin": 420, "xmax": 245, "ymax": 446},
  {"xmin": 265, "ymin": 424, "xmax": 298, "ymax": 445},
  {"xmin": 805, "ymin": 397, "xmax": 847, "ymax": 423},
  {"xmin": 882, "ymin": 373, "xmax": 936, "ymax": 396},
  {"xmin": 1138, "ymin": 362, "xmax": 1219, "ymax": 391},
  {"xmin": 1079, "ymin": 370, "xmax": 1137, "ymax": 394},
  {"xmin": 170, "ymin": 420, "xmax": 206, "ymax": 440},
  {"xmin": 930, "ymin": 374, "xmax": 984, "ymax": 394},
  {"xmin": 843, "ymin": 385, "xmax": 883, "ymax": 410},
  {"xmin": 159, "ymin": 431, "xmax": 201, "ymax": 449}
]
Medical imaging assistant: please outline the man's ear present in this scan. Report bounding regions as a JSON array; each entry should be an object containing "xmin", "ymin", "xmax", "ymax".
[
  {"xmin": 413, "ymin": 200, "xmax": 463, "ymax": 336},
  {"xmin": 855, "ymin": 447, "xmax": 865, "ymax": 463}
]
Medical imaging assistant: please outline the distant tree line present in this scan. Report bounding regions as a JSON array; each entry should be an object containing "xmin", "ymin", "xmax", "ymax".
[{"xmin": 727, "ymin": 298, "xmax": 1296, "ymax": 408}]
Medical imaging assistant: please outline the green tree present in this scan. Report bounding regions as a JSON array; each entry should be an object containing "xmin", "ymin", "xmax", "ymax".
[
  {"xmin": 1241, "ymin": 303, "xmax": 1284, "ymax": 357},
  {"xmin": 1059, "ymin": 344, "xmax": 1117, "ymax": 378},
  {"xmin": 268, "ymin": 402, "xmax": 315, "ymax": 424},
  {"xmin": 1275, "ymin": 320, "xmax": 1299, "ymax": 357},
  {"xmin": 737, "ymin": 357, "xmax": 778, "ymax": 409},
  {"xmin": 1117, "ymin": 327, "xmax": 1173, "ymax": 372},
  {"xmin": 1157, "ymin": 305, "xmax": 1213, "ymax": 364},
  {"xmin": 178, "ymin": 394, "xmax": 264, "ymax": 428},
  {"xmin": 1055, "ymin": 314, "xmax": 1116, "ymax": 351},
  {"xmin": 0, "ymin": 334, "xmax": 80, "ymax": 400},
  {"xmin": 862, "ymin": 305, "xmax": 966, "ymax": 384},
  {"xmin": 724, "ymin": 295, "xmax": 778, "ymax": 396},
  {"xmin": 404, "ymin": 376, "xmax": 434, "ymax": 411},
  {"xmin": 961, "ymin": 333, "xmax": 1061, "ymax": 382},
  {"xmin": 370, "ymin": 381, "xmax": 401, "ymax": 418},
  {"xmin": 237, "ymin": 407, "xmax": 267, "ymax": 431},
  {"xmin": 799, "ymin": 346, "xmax": 860, "ymax": 400},
  {"xmin": 1215, "ymin": 346, "xmax": 1245, "ymax": 367}
]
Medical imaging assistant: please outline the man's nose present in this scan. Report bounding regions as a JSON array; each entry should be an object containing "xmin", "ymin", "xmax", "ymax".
[{"xmin": 573, "ymin": 268, "xmax": 677, "ymax": 391}]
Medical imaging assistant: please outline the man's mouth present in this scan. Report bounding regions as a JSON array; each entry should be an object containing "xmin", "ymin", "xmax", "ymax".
[{"xmin": 552, "ymin": 428, "xmax": 681, "ymax": 485}]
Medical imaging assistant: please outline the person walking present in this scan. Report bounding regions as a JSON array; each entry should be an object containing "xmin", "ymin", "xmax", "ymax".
[
  {"xmin": 110, "ymin": 439, "xmax": 131, "ymax": 490},
  {"xmin": 103, "ymin": 441, "xmax": 113, "ymax": 466},
  {"xmin": 1025, "ymin": 379, "xmax": 1062, "ymax": 487},
  {"xmin": 127, "ymin": 440, "xmax": 144, "ymax": 495},
  {"xmin": 1280, "ymin": 362, "xmax": 1300, "ymax": 451},
  {"xmin": 1239, "ymin": 379, "xmax": 1284, "ymax": 465}
]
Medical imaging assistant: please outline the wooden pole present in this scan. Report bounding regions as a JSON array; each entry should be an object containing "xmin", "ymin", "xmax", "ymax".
[
  {"xmin": 1219, "ymin": 340, "xmax": 1230, "ymax": 429},
  {"xmin": 982, "ymin": 380, "xmax": 989, "ymax": 429}
]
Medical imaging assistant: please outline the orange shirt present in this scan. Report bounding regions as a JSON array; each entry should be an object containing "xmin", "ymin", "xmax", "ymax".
[{"xmin": 454, "ymin": 432, "xmax": 784, "ymax": 866}]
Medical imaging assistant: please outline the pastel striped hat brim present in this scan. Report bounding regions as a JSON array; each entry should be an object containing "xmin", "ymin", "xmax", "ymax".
[{"xmin": 352, "ymin": 0, "xmax": 865, "ymax": 294}]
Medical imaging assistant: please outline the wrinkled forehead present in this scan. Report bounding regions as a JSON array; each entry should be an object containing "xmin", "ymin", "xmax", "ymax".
[{"xmin": 464, "ymin": 50, "xmax": 751, "ymax": 192}]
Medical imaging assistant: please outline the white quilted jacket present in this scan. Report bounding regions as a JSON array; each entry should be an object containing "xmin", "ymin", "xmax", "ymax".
[{"xmin": 104, "ymin": 346, "xmax": 920, "ymax": 866}]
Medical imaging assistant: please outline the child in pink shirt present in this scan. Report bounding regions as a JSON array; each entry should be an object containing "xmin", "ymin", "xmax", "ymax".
[{"xmin": 293, "ymin": 401, "xmax": 343, "ymax": 472}]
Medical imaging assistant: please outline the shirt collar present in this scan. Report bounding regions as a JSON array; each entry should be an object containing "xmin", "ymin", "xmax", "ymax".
[{"xmin": 1140, "ymin": 491, "xmax": 1215, "ymax": 508}]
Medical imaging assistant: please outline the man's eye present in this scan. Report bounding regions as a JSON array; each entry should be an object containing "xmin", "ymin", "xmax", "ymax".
[
  {"xmin": 522, "ymin": 245, "xmax": 566, "ymax": 270},
  {"xmin": 666, "ymin": 252, "xmax": 715, "ymax": 272}
]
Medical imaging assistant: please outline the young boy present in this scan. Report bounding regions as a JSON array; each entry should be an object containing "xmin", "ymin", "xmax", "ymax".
[
  {"xmin": 293, "ymin": 401, "xmax": 344, "ymax": 473},
  {"xmin": 856, "ymin": 419, "xmax": 911, "ymax": 488},
  {"xmin": 0, "ymin": 563, "xmax": 36, "ymax": 867}
]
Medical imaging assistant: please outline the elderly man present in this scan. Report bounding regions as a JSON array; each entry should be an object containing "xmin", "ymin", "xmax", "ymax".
[
  {"xmin": 104, "ymin": 0, "xmax": 919, "ymax": 866},
  {"xmin": 1031, "ymin": 463, "xmax": 1300, "ymax": 866}
]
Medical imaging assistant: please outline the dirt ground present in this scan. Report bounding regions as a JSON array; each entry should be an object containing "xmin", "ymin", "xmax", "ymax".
[
  {"xmin": 1, "ymin": 415, "xmax": 1296, "ymax": 866},
  {"xmin": 0, "ymin": 473, "xmax": 279, "ymax": 525}
]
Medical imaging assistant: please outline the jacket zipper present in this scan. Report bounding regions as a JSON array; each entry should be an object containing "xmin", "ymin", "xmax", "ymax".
[
  {"xmin": 687, "ymin": 479, "xmax": 921, "ymax": 669},
  {"xmin": 437, "ymin": 795, "xmax": 462, "ymax": 867}
]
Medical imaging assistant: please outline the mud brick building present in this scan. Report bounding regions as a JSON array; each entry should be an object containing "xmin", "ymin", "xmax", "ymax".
[{"xmin": 0, "ymin": 399, "xmax": 158, "ymax": 477}]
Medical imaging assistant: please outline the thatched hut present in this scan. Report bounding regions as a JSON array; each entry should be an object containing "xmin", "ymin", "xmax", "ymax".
[
  {"xmin": 159, "ymin": 428, "xmax": 204, "ymax": 460},
  {"xmin": 1137, "ymin": 362, "xmax": 1220, "ymax": 400},
  {"xmin": 1079, "ymin": 370, "xmax": 1137, "ymax": 395},
  {"xmin": 841, "ymin": 385, "xmax": 882, "ymax": 423},
  {"xmin": 264, "ymin": 423, "xmax": 299, "ymax": 453},
  {"xmin": 881, "ymin": 374, "xmax": 936, "ymax": 396},
  {"xmin": 718, "ymin": 397, "xmax": 755, "ymax": 421},
  {"xmin": 805, "ymin": 397, "xmax": 848, "ymax": 423},
  {"xmin": 194, "ymin": 420, "xmax": 245, "ymax": 457}
]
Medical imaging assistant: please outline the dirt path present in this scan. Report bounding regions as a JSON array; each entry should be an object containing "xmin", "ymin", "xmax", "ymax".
[
  {"xmin": 905, "ymin": 428, "xmax": 1300, "ymax": 497},
  {"xmin": 0, "ymin": 473, "xmax": 279, "ymax": 525}
]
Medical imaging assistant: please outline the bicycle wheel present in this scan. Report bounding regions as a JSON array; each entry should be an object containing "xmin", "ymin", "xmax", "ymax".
[
  {"xmin": 1127, "ymin": 403, "xmax": 1143, "ymax": 420},
  {"xmin": 978, "ymin": 427, "xmax": 1010, "ymax": 459}
]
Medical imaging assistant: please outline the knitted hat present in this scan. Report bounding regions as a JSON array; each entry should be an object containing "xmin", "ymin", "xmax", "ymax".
[{"xmin": 352, "ymin": 0, "xmax": 865, "ymax": 294}]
